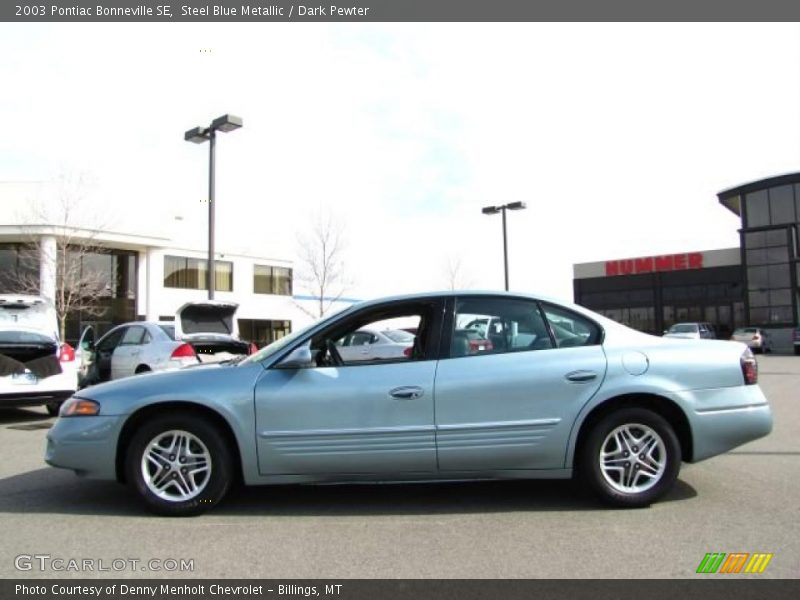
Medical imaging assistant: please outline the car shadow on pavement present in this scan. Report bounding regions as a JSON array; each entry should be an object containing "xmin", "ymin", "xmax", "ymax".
[
  {"xmin": 0, "ymin": 468, "xmax": 697, "ymax": 517},
  {"xmin": 0, "ymin": 408, "xmax": 53, "ymax": 426}
]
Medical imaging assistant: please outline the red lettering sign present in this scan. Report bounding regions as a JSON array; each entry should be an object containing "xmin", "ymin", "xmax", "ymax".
[
  {"xmin": 688, "ymin": 252, "xmax": 703, "ymax": 268},
  {"xmin": 603, "ymin": 253, "xmax": 705, "ymax": 276},
  {"xmin": 654, "ymin": 255, "xmax": 673, "ymax": 271},
  {"xmin": 635, "ymin": 257, "xmax": 653, "ymax": 273}
]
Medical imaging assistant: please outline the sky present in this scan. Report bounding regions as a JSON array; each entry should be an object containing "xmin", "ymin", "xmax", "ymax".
[{"xmin": 2, "ymin": 23, "xmax": 800, "ymax": 302}]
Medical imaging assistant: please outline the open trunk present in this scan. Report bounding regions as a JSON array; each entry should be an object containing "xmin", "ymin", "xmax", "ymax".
[
  {"xmin": 188, "ymin": 338, "xmax": 251, "ymax": 363},
  {"xmin": 0, "ymin": 333, "xmax": 62, "ymax": 379},
  {"xmin": 175, "ymin": 301, "xmax": 249, "ymax": 364}
]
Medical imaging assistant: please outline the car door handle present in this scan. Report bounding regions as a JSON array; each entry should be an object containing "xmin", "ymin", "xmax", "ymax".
[
  {"xmin": 565, "ymin": 370, "xmax": 597, "ymax": 383},
  {"xmin": 389, "ymin": 386, "xmax": 424, "ymax": 400}
]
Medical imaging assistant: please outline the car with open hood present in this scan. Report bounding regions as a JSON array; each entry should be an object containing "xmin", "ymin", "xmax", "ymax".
[
  {"xmin": 0, "ymin": 295, "xmax": 78, "ymax": 415},
  {"xmin": 47, "ymin": 291, "xmax": 772, "ymax": 516},
  {"xmin": 78, "ymin": 301, "xmax": 252, "ymax": 387}
]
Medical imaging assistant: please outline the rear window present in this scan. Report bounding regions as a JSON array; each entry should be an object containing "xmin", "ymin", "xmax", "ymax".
[
  {"xmin": 669, "ymin": 324, "xmax": 698, "ymax": 333},
  {"xmin": 0, "ymin": 331, "xmax": 55, "ymax": 344},
  {"xmin": 158, "ymin": 325, "xmax": 176, "ymax": 340},
  {"xmin": 734, "ymin": 328, "xmax": 757, "ymax": 334}
]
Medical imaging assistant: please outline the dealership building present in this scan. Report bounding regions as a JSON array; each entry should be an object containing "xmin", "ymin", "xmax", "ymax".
[
  {"xmin": 574, "ymin": 173, "xmax": 800, "ymax": 352},
  {"xmin": 0, "ymin": 181, "xmax": 352, "ymax": 347}
]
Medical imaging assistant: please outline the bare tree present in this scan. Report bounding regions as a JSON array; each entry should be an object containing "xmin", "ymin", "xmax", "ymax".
[
  {"xmin": 443, "ymin": 255, "xmax": 473, "ymax": 291},
  {"xmin": 295, "ymin": 212, "xmax": 350, "ymax": 319},
  {"xmin": 11, "ymin": 176, "xmax": 109, "ymax": 340}
]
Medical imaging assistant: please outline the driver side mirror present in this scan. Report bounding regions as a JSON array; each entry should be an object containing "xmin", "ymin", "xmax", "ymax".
[{"xmin": 276, "ymin": 343, "xmax": 314, "ymax": 369}]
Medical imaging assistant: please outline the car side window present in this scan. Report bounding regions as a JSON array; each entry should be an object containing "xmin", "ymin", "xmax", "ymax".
[
  {"xmin": 119, "ymin": 326, "xmax": 146, "ymax": 346},
  {"xmin": 97, "ymin": 328, "xmax": 125, "ymax": 352},
  {"xmin": 540, "ymin": 303, "xmax": 602, "ymax": 348},
  {"xmin": 451, "ymin": 297, "xmax": 553, "ymax": 358},
  {"xmin": 312, "ymin": 301, "xmax": 438, "ymax": 367}
]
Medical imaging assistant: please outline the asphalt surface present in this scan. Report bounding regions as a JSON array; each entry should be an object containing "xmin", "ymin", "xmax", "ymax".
[{"xmin": 0, "ymin": 355, "xmax": 798, "ymax": 579}]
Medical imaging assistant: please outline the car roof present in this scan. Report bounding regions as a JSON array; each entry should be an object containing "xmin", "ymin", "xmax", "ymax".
[{"xmin": 352, "ymin": 290, "xmax": 578, "ymax": 310}]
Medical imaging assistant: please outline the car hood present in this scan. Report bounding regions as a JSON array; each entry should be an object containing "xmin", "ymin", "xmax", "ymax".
[
  {"xmin": 74, "ymin": 360, "xmax": 264, "ymax": 416},
  {"xmin": 175, "ymin": 301, "xmax": 240, "ymax": 339}
]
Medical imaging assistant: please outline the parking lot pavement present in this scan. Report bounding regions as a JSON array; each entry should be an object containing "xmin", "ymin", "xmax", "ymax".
[{"xmin": 0, "ymin": 355, "xmax": 797, "ymax": 579}]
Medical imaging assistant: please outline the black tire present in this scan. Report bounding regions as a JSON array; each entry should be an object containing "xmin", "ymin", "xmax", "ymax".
[
  {"xmin": 795, "ymin": 347, "xmax": 800, "ymax": 356},
  {"xmin": 46, "ymin": 402, "xmax": 61, "ymax": 416},
  {"xmin": 125, "ymin": 413, "xmax": 233, "ymax": 516},
  {"xmin": 579, "ymin": 408, "xmax": 681, "ymax": 508}
]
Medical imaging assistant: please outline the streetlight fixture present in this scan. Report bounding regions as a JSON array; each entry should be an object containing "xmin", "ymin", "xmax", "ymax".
[
  {"xmin": 184, "ymin": 114, "xmax": 243, "ymax": 300},
  {"xmin": 481, "ymin": 201, "xmax": 527, "ymax": 291}
]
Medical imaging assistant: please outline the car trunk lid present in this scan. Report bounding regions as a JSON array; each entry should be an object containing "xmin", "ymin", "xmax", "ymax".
[
  {"xmin": 174, "ymin": 301, "xmax": 249, "ymax": 363},
  {"xmin": 0, "ymin": 296, "xmax": 62, "ymax": 378}
]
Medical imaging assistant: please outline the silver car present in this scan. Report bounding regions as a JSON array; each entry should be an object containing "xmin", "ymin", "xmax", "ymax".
[
  {"xmin": 731, "ymin": 327, "xmax": 772, "ymax": 354},
  {"xmin": 663, "ymin": 322, "xmax": 716, "ymax": 340},
  {"xmin": 78, "ymin": 301, "xmax": 251, "ymax": 387},
  {"xmin": 336, "ymin": 328, "xmax": 415, "ymax": 362},
  {"xmin": 46, "ymin": 291, "xmax": 772, "ymax": 516}
]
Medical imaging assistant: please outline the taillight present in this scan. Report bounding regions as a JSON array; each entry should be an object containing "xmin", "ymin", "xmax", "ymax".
[
  {"xmin": 59, "ymin": 343, "xmax": 75, "ymax": 363},
  {"xmin": 170, "ymin": 343, "xmax": 196, "ymax": 359},
  {"xmin": 248, "ymin": 343, "xmax": 258, "ymax": 355},
  {"xmin": 741, "ymin": 349, "xmax": 758, "ymax": 385},
  {"xmin": 403, "ymin": 346, "xmax": 413, "ymax": 358},
  {"xmin": 752, "ymin": 334, "xmax": 760, "ymax": 341}
]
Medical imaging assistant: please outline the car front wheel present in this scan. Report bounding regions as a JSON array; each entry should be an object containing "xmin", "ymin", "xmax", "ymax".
[
  {"xmin": 125, "ymin": 413, "xmax": 233, "ymax": 516},
  {"xmin": 580, "ymin": 408, "xmax": 681, "ymax": 508}
]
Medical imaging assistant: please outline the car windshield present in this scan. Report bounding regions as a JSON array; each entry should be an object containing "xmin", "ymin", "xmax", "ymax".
[
  {"xmin": 240, "ymin": 306, "xmax": 357, "ymax": 366},
  {"xmin": 669, "ymin": 324, "xmax": 697, "ymax": 333},
  {"xmin": 383, "ymin": 330, "xmax": 415, "ymax": 343}
]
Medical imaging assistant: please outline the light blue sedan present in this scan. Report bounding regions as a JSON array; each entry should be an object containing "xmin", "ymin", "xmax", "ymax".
[{"xmin": 45, "ymin": 292, "xmax": 773, "ymax": 516}]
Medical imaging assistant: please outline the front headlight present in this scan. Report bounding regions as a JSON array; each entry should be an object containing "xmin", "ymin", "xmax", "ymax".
[{"xmin": 59, "ymin": 397, "xmax": 101, "ymax": 417}]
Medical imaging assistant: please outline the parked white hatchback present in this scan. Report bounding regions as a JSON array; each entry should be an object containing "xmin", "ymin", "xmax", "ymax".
[{"xmin": 0, "ymin": 295, "xmax": 78, "ymax": 415}]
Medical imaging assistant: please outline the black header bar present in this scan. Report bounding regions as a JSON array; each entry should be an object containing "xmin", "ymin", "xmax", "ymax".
[{"xmin": 6, "ymin": 0, "xmax": 800, "ymax": 22}]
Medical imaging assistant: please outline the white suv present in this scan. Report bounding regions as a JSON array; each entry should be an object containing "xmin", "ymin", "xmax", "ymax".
[{"xmin": 0, "ymin": 295, "xmax": 78, "ymax": 415}]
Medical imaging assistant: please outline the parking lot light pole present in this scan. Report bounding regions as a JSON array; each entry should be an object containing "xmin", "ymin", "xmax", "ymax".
[
  {"xmin": 481, "ymin": 201, "xmax": 527, "ymax": 291},
  {"xmin": 184, "ymin": 114, "xmax": 243, "ymax": 300}
]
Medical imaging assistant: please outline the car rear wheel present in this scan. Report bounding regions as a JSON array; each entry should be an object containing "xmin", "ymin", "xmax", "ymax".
[
  {"xmin": 125, "ymin": 413, "xmax": 233, "ymax": 516},
  {"xmin": 580, "ymin": 408, "xmax": 681, "ymax": 508}
]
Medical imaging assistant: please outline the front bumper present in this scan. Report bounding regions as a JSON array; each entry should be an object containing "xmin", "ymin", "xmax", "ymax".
[{"xmin": 45, "ymin": 415, "xmax": 123, "ymax": 480}]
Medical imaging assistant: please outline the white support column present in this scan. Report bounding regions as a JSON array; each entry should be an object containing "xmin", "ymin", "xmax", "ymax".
[
  {"xmin": 39, "ymin": 235, "xmax": 57, "ymax": 303},
  {"xmin": 145, "ymin": 247, "xmax": 162, "ymax": 321}
]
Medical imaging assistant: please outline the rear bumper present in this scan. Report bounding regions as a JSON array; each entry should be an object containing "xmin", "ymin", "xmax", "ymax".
[
  {"xmin": 671, "ymin": 385, "xmax": 773, "ymax": 462},
  {"xmin": 0, "ymin": 390, "xmax": 73, "ymax": 408},
  {"xmin": 45, "ymin": 415, "xmax": 122, "ymax": 479}
]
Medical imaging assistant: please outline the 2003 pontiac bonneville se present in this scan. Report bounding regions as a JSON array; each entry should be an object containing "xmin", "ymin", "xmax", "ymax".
[{"xmin": 46, "ymin": 292, "xmax": 773, "ymax": 516}]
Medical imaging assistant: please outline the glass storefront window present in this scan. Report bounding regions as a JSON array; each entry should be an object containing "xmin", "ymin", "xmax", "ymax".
[
  {"xmin": 254, "ymin": 265, "xmax": 293, "ymax": 296},
  {"xmin": 768, "ymin": 185, "xmax": 796, "ymax": 224},
  {"xmin": 745, "ymin": 190, "xmax": 770, "ymax": 227},
  {"xmin": 765, "ymin": 229, "xmax": 787, "ymax": 247},
  {"xmin": 768, "ymin": 263, "xmax": 790, "ymax": 288},
  {"xmin": 748, "ymin": 290, "xmax": 768, "ymax": 307},
  {"xmin": 747, "ymin": 266, "xmax": 768, "ymax": 289},
  {"xmin": 164, "ymin": 256, "xmax": 233, "ymax": 291},
  {"xmin": 745, "ymin": 231, "xmax": 766, "ymax": 248}
]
